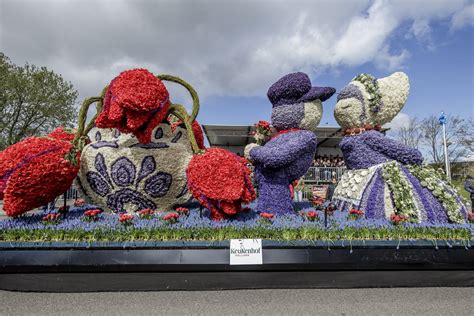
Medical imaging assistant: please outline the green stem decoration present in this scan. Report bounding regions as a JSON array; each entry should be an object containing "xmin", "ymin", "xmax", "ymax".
[
  {"xmin": 157, "ymin": 74, "xmax": 200, "ymax": 123},
  {"xmin": 169, "ymin": 103, "xmax": 203, "ymax": 154},
  {"xmin": 157, "ymin": 74, "xmax": 203, "ymax": 155},
  {"xmin": 66, "ymin": 93, "xmax": 103, "ymax": 165}
]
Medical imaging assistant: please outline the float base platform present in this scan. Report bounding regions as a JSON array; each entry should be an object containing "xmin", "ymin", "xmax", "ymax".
[{"xmin": 1, "ymin": 240, "xmax": 473, "ymax": 292}]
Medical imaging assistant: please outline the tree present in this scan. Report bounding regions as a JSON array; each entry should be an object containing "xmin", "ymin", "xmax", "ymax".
[
  {"xmin": 419, "ymin": 114, "xmax": 474, "ymax": 164},
  {"xmin": 0, "ymin": 53, "xmax": 78, "ymax": 149},
  {"xmin": 394, "ymin": 116, "xmax": 422, "ymax": 150}
]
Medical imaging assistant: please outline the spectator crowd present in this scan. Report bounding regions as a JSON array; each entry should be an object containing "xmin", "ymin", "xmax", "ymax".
[{"xmin": 312, "ymin": 155, "xmax": 345, "ymax": 168}]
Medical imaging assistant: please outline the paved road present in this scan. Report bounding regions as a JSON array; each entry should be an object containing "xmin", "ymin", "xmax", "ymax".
[{"xmin": 1, "ymin": 288, "xmax": 472, "ymax": 315}]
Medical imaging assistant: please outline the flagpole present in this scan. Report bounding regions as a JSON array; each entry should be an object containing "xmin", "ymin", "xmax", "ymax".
[{"xmin": 439, "ymin": 112, "xmax": 451, "ymax": 181}]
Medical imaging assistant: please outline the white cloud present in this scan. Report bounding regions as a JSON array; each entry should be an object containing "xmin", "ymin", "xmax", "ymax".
[
  {"xmin": 385, "ymin": 112, "xmax": 411, "ymax": 131},
  {"xmin": 0, "ymin": 0, "xmax": 471, "ymax": 103},
  {"xmin": 451, "ymin": 3, "xmax": 474, "ymax": 31}
]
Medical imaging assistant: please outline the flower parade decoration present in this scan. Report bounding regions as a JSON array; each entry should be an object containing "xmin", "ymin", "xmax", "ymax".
[
  {"xmin": 0, "ymin": 127, "xmax": 83, "ymax": 217},
  {"xmin": 383, "ymin": 162, "xmax": 419, "ymax": 222},
  {"xmin": 408, "ymin": 164, "xmax": 466, "ymax": 224},
  {"xmin": 186, "ymin": 148, "xmax": 256, "ymax": 220},
  {"xmin": 78, "ymin": 71, "xmax": 207, "ymax": 213},
  {"xmin": 42, "ymin": 213, "xmax": 61, "ymax": 225},
  {"xmin": 245, "ymin": 72, "xmax": 335, "ymax": 215},
  {"xmin": 95, "ymin": 69, "xmax": 170, "ymax": 144},
  {"xmin": 468, "ymin": 213, "xmax": 474, "ymax": 223},
  {"xmin": 138, "ymin": 208, "xmax": 155, "ymax": 219},
  {"xmin": 83, "ymin": 209, "xmax": 102, "ymax": 222},
  {"xmin": 119, "ymin": 213, "xmax": 134, "ymax": 226},
  {"xmin": 332, "ymin": 72, "xmax": 468, "ymax": 224},
  {"xmin": 348, "ymin": 208, "xmax": 364, "ymax": 220},
  {"xmin": 351, "ymin": 73, "xmax": 383, "ymax": 113},
  {"xmin": 162, "ymin": 212, "xmax": 180, "ymax": 224},
  {"xmin": 250, "ymin": 120, "xmax": 272, "ymax": 145}
]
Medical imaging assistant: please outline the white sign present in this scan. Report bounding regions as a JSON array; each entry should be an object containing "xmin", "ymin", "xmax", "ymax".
[{"xmin": 229, "ymin": 239, "xmax": 263, "ymax": 265}]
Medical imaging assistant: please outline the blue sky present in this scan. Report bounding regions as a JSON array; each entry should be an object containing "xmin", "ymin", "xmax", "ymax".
[{"xmin": 1, "ymin": 0, "xmax": 473, "ymax": 131}]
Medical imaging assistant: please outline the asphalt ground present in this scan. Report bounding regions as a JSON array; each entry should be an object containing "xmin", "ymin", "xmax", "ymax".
[{"xmin": 0, "ymin": 288, "xmax": 473, "ymax": 315}]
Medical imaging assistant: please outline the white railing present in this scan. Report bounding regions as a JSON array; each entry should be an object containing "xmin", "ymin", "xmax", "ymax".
[{"xmin": 303, "ymin": 166, "xmax": 346, "ymax": 183}]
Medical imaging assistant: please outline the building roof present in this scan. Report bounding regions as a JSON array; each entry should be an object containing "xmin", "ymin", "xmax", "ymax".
[{"xmin": 202, "ymin": 124, "xmax": 344, "ymax": 148}]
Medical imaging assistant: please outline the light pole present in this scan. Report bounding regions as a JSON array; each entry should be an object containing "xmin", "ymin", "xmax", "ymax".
[{"xmin": 439, "ymin": 112, "xmax": 451, "ymax": 181}]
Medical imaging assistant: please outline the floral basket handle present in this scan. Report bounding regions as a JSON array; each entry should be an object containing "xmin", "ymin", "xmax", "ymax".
[
  {"xmin": 66, "ymin": 87, "xmax": 107, "ymax": 164},
  {"xmin": 157, "ymin": 74, "xmax": 203, "ymax": 155}
]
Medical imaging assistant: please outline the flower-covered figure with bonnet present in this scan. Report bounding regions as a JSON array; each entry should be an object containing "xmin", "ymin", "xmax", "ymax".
[
  {"xmin": 245, "ymin": 72, "xmax": 335, "ymax": 215},
  {"xmin": 332, "ymin": 72, "xmax": 468, "ymax": 223}
]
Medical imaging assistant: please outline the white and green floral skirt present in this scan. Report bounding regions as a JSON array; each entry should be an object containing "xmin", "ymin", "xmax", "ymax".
[{"xmin": 333, "ymin": 161, "xmax": 469, "ymax": 223}]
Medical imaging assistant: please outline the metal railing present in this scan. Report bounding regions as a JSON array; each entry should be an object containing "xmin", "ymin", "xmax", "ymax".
[{"xmin": 303, "ymin": 166, "xmax": 346, "ymax": 183}]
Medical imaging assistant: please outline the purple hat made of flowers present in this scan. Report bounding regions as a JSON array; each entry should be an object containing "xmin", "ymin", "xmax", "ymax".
[{"xmin": 267, "ymin": 72, "xmax": 336, "ymax": 107}]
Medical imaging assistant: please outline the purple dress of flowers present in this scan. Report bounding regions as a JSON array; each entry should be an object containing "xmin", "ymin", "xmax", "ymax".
[
  {"xmin": 250, "ymin": 130, "xmax": 317, "ymax": 215},
  {"xmin": 335, "ymin": 130, "xmax": 468, "ymax": 223}
]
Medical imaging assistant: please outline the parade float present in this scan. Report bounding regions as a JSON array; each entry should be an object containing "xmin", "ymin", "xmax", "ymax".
[{"xmin": 0, "ymin": 69, "xmax": 472, "ymax": 291}]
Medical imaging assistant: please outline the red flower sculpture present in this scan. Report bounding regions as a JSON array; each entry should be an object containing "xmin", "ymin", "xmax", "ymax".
[
  {"xmin": 96, "ymin": 68, "xmax": 170, "ymax": 144},
  {"xmin": 0, "ymin": 128, "xmax": 80, "ymax": 217},
  {"xmin": 186, "ymin": 148, "xmax": 256, "ymax": 220}
]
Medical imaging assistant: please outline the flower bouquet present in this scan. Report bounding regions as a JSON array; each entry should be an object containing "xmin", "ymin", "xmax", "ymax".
[{"xmin": 250, "ymin": 120, "xmax": 272, "ymax": 145}]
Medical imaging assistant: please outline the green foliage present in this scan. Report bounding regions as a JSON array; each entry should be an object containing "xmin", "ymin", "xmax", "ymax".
[
  {"xmin": 0, "ymin": 226, "xmax": 470, "ymax": 242},
  {"xmin": 0, "ymin": 52, "xmax": 78, "ymax": 149}
]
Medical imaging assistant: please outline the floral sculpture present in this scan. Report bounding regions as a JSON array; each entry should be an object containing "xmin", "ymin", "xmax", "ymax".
[
  {"xmin": 77, "ymin": 70, "xmax": 207, "ymax": 213},
  {"xmin": 187, "ymin": 147, "xmax": 255, "ymax": 220},
  {"xmin": 245, "ymin": 72, "xmax": 335, "ymax": 215},
  {"xmin": 0, "ymin": 127, "xmax": 80, "ymax": 217},
  {"xmin": 332, "ymin": 72, "xmax": 468, "ymax": 223}
]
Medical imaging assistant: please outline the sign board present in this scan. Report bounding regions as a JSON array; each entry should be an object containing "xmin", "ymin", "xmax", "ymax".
[
  {"xmin": 229, "ymin": 239, "xmax": 263, "ymax": 265},
  {"xmin": 312, "ymin": 185, "xmax": 328, "ymax": 199}
]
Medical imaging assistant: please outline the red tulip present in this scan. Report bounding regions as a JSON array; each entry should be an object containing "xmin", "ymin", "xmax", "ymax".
[{"xmin": 95, "ymin": 69, "xmax": 170, "ymax": 144}]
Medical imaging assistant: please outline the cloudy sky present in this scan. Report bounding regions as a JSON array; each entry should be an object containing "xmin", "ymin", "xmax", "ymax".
[{"xmin": 1, "ymin": 0, "xmax": 473, "ymax": 130}]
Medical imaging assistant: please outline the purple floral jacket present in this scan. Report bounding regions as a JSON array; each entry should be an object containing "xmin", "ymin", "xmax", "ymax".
[{"xmin": 340, "ymin": 130, "xmax": 423, "ymax": 169}]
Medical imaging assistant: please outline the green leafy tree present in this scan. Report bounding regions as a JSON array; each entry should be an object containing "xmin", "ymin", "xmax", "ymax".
[{"xmin": 0, "ymin": 53, "xmax": 78, "ymax": 149}]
